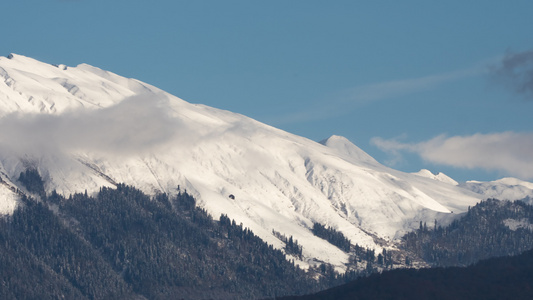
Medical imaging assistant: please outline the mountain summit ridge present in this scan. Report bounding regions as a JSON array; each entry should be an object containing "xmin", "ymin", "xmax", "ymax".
[{"xmin": 1, "ymin": 54, "xmax": 531, "ymax": 268}]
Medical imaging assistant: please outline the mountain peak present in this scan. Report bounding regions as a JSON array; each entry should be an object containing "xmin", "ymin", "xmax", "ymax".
[
  {"xmin": 320, "ymin": 135, "xmax": 378, "ymax": 165},
  {"xmin": 3, "ymin": 53, "xmax": 29, "ymax": 60},
  {"xmin": 0, "ymin": 54, "xmax": 150, "ymax": 116},
  {"xmin": 495, "ymin": 177, "xmax": 533, "ymax": 189},
  {"xmin": 2, "ymin": 53, "xmax": 42, "ymax": 64},
  {"xmin": 460, "ymin": 177, "xmax": 533, "ymax": 202},
  {"xmin": 320, "ymin": 135, "xmax": 349, "ymax": 143},
  {"xmin": 413, "ymin": 169, "xmax": 458, "ymax": 185}
]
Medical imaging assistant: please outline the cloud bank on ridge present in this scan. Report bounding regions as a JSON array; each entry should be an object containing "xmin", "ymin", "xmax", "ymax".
[{"xmin": 0, "ymin": 93, "xmax": 180, "ymax": 158}]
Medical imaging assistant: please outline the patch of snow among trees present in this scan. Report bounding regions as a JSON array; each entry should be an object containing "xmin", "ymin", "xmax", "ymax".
[{"xmin": 503, "ymin": 218, "xmax": 533, "ymax": 231}]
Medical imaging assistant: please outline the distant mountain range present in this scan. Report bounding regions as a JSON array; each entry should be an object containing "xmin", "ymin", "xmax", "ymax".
[{"xmin": 1, "ymin": 53, "xmax": 533, "ymax": 270}]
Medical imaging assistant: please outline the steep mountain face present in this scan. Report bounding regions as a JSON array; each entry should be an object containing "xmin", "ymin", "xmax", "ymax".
[{"xmin": 0, "ymin": 54, "xmax": 531, "ymax": 268}]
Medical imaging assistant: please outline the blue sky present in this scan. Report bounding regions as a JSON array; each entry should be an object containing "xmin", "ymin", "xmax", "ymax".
[{"xmin": 3, "ymin": 1, "xmax": 533, "ymax": 182}]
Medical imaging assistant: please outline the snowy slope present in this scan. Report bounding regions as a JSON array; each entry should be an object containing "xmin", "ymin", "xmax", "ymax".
[
  {"xmin": 0, "ymin": 54, "xmax": 529, "ymax": 269},
  {"xmin": 0, "ymin": 54, "xmax": 151, "ymax": 116},
  {"xmin": 0, "ymin": 177, "xmax": 19, "ymax": 215},
  {"xmin": 460, "ymin": 178, "xmax": 533, "ymax": 203}
]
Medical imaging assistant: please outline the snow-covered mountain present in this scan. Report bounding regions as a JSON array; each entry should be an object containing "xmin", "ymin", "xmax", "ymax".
[
  {"xmin": 412, "ymin": 169, "xmax": 458, "ymax": 186},
  {"xmin": 1, "ymin": 54, "xmax": 531, "ymax": 269},
  {"xmin": 460, "ymin": 178, "xmax": 533, "ymax": 203}
]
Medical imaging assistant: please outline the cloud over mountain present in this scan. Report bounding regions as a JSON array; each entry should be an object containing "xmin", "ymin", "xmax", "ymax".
[
  {"xmin": 0, "ymin": 93, "xmax": 179, "ymax": 157},
  {"xmin": 371, "ymin": 132, "xmax": 533, "ymax": 180}
]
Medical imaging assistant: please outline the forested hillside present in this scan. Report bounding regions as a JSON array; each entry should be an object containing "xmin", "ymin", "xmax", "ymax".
[
  {"xmin": 280, "ymin": 198, "xmax": 533, "ymax": 299},
  {"xmin": 0, "ymin": 170, "xmax": 326, "ymax": 299},
  {"xmin": 279, "ymin": 247, "xmax": 533, "ymax": 300},
  {"xmin": 4, "ymin": 169, "xmax": 533, "ymax": 299},
  {"xmin": 402, "ymin": 198, "xmax": 533, "ymax": 266}
]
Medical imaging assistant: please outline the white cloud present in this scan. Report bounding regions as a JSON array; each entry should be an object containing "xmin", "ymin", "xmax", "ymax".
[{"xmin": 371, "ymin": 132, "xmax": 533, "ymax": 180}]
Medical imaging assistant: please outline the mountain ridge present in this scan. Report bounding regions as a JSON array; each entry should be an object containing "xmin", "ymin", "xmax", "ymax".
[{"xmin": 1, "ymin": 54, "xmax": 532, "ymax": 269}]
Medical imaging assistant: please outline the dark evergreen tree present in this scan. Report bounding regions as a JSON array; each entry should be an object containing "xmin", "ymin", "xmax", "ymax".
[
  {"xmin": 18, "ymin": 168, "xmax": 45, "ymax": 197},
  {"xmin": 312, "ymin": 222, "xmax": 351, "ymax": 252}
]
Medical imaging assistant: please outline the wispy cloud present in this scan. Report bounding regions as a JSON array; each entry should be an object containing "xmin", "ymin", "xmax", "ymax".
[
  {"xmin": 371, "ymin": 132, "xmax": 533, "ymax": 180},
  {"xmin": 490, "ymin": 49, "xmax": 533, "ymax": 100},
  {"xmin": 338, "ymin": 67, "xmax": 481, "ymax": 106},
  {"xmin": 268, "ymin": 66, "xmax": 483, "ymax": 125}
]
